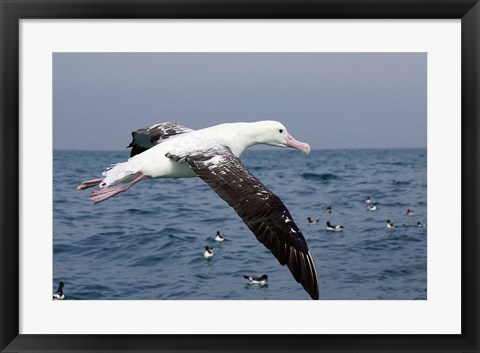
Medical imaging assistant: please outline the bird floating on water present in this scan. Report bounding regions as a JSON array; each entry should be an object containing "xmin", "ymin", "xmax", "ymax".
[
  {"xmin": 203, "ymin": 245, "xmax": 214, "ymax": 259},
  {"xmin": 214, "ymin": 230, "xmax": 224, "ymax": 242},
  {"xmin": 417, "ymin": 221, "xmax": 427, "ymax": 228},
  {"xmin": 243, "ymin": 274, "xmax": 268, "ymax": 285},
  {"xmin": 367, "ymin": 203, "xmax": 377, "ymax": 212},
  {"xmin": 386, "ymin": 220, "xmax": 395, "ymax": 229},
  {"xmin": 326, "ymin": 221, "xmax": 343, "ymax": 231},
  {"xmin": 77, "ymin": 121, "xmax": 319, "ymax": 300},
  {"xmin": 53, "ymin": 281, "xmax": 65, "ymax": 300},
  {"xmin": 323, "ymin": 206, "xmax": 332, "ymax": 213},
  {"xmin": 365, "ymin": 196, "xmax": 372, "ymax": 204},
  {"xmin": 406, "ymin": 209, "xmax": 415, "ymax": 216},
  {"xmin": 307, "ymin": 217, "xmax": 319, "ymax": 225}
]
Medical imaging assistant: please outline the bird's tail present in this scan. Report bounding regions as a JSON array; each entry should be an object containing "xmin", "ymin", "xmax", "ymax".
[
  {"xmin": 77, "ymin": 161, "xmax": 143, "ymax": 204},
  {"xmin": 77, "ymin": 161, "xmax": 139, "ymax": 190},
  {"xmin": 101, "ymin": 161, "xmax": 140, "ymax": 188}
]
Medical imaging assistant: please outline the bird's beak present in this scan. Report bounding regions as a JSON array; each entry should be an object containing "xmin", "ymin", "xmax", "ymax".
[{"xmin": 286, "ymin": 133, "xmax": 311, "ymax": 154}]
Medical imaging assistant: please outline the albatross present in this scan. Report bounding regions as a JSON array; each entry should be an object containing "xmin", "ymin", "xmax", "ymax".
[{"xmin": 77, "ymin": 121, "xmax": 319, "ymax": 300}]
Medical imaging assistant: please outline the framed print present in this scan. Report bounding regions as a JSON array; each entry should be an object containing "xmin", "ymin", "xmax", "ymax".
[{"xmin": 1, "ymin": 0, "xmax": 479, "ymax": 352}]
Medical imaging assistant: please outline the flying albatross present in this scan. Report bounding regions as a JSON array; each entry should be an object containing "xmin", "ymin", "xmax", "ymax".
[{"xmin": 77, "ymin": 121, "xmax": 320, "ymax": 300}]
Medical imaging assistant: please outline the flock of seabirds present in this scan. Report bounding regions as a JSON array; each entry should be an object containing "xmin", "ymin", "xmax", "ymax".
[
  {"xmin": 307, "ymin": 197, "xmax": 427, "ymax": 230},
  {"xmin": 203, "ymin": 231, "xmax": 269, "ymax": 285},
  {"xmin": 202, "ymin": 197, "xmax": 427, "ymax": 284},
  {"xmin": 53, "ymin": 120, "xmax": 425, "ymax": 301}
]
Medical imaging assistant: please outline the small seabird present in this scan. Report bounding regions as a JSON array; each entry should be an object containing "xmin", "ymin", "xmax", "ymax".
[
  {"xmin": 417, "ymin": 221, "xmax": 427, "ymax": 228},
  {"xmin": 214, "ymin": 230, "xmax": 224, "ymax": 242},
  {"xmin": 386, "ymin": 220, "xmax": 395, "ymax": 228},
  {"xmin": 326, "ymin": 221, "xmax": 343, "ymax": 231},
  {"xmin": 203, "ymin": 246, "xmax": 213, "ymax": 259},
  {"xmin": 367, "ymin": 203, "xmax": 377, "ymax": 211},
  {"xmin": 406, "ymin": 209, "xmax": 415, "ymax": 216},
  {"xmin": 365, "ymin": 196, "xmax": 372, "ymax": 204},
  {"xmin": 53, "ymin": 281, "xmax": 65, "ymax": 300},
  {"xmin": 243, "ymin": 274, "xmax": 268, "ymax": 285},
  {"xmin": 323, "ymin": 206, "xmax": 332, "ymax": 213},
  {"xmin": 307, "ymin": 217, "xmax": 319, "ymax": 225}
]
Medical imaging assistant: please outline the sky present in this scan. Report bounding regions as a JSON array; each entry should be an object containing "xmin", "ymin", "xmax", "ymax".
[{"xmin": 53, "ymin": 52, "xmax": 426, "ymax": 150}]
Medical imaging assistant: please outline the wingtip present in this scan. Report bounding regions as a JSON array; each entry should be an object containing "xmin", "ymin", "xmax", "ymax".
[
  {"xmin": 309, "ymin": 288, "xmax": 320, "ymax": 300},
  {"xmin": 307, "ymin": 250, "xmax": 320, "ymax": 300},
  {"xmin": 291, "ymin": 249, "xmax": 319, "ymax": 301}
]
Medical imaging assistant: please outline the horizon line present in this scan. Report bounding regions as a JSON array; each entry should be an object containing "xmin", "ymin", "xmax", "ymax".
[{"xmin": 53, "ymin": 146, "xmax": 427, "ymax": 152}]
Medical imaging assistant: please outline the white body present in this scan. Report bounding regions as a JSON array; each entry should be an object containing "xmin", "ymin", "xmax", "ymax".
[
  {"xmin": 204, "ymin": 249, "xmax": 213, "ymax": 258},
  {"xmin": 326, "ymin": 225, "xmax": 343, "ymax": 232},
  {"xmin": 53, "ymin": 293, "xmax": 65, "ymax": 300},
  {"xmin": 101, "ymin": 121, "xmax": 309, "ymax": 188},
  {"xmin": 245, "ymin": 276, "xmax": 268, "ymax": 285}
]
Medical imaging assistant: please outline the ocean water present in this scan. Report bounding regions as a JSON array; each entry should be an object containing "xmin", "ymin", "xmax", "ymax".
[{"xmin": 53, "ymin": 148, "xmax": 427, "ymax": 300}]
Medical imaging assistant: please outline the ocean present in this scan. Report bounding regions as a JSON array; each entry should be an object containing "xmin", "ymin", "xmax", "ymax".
[{"xmin": 53, "ymin": 148, "xmax": 427, "ymax": 300}]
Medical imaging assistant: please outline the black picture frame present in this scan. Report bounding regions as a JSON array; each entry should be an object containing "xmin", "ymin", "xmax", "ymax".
[{"xmin": 1, "ymin": 0, "xmax": 478, "ymax": 352}]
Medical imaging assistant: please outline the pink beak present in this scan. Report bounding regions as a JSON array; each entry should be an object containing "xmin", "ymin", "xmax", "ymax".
[{"xmin": 286, "ymin": 133, "xmax": 311, "ymax": 154}]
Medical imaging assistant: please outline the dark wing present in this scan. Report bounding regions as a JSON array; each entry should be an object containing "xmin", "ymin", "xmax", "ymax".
[
  {"xmin": 166, "ymin": 146, "xmax": 319, "ymax": 300},
  {"xmin": 128, "ymin": 122, "xmax": 194, "ymax": 157}
]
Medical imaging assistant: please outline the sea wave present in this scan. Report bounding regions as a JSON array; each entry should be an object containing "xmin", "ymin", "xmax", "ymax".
[
  {"xmin": 302, "ymin": 172, "xmax": 340, "ymax": 181},
  {"xmin": 53, "ymin": 148, "xmax": 427, "ymax": 300}
]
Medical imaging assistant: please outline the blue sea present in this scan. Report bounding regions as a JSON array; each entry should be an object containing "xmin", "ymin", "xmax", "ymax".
[{"xmin": 53, "ymin": 148, "xmax": 427, "ymax": 300}]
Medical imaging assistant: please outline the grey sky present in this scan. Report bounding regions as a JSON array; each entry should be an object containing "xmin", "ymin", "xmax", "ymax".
[{"xmin": 53, "ymin": 52, "xmax": 426, "ymax": 150}]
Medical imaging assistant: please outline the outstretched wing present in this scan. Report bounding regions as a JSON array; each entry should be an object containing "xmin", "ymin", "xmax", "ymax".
[
  {"xmin": 166, "ymin": 146, "xmax": 319, "ymax": 300},
  {"xmin": 128, "ymin": 122, "xmax": 194, "ymax": 157}
]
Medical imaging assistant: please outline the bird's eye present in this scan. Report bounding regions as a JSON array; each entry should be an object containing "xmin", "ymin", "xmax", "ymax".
[{"xmin": 279, "ymin": 129, "xmax": 283, "ymax": 133}]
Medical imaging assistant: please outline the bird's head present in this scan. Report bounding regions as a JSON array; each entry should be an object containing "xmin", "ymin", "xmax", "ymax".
[{"xmin": 254, "ymin": 121, "xmax": 311, "ymax": 154}]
